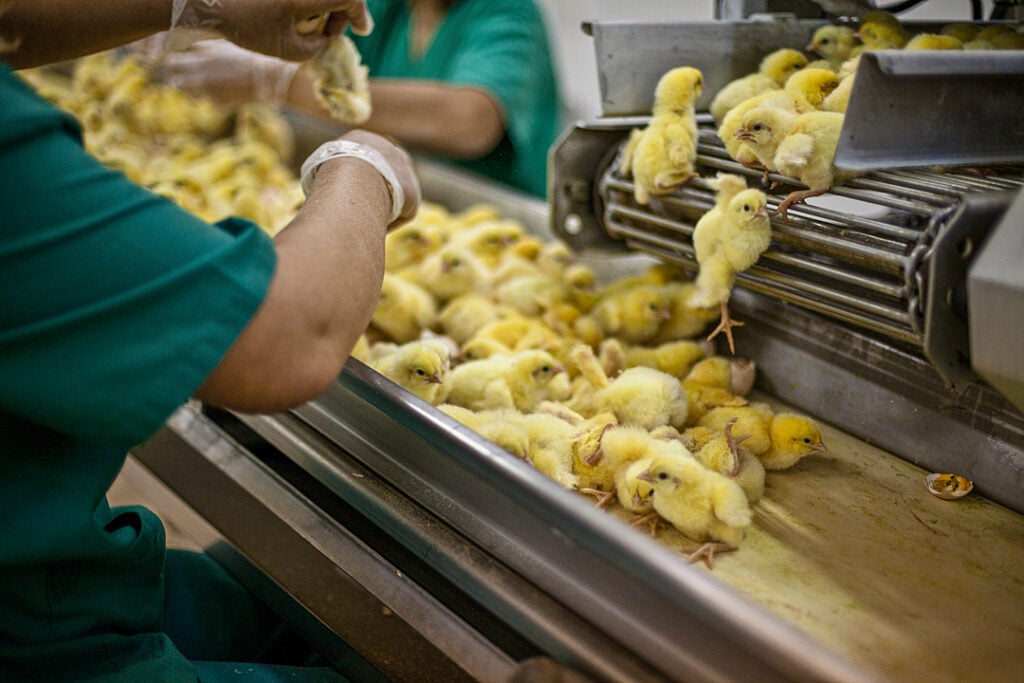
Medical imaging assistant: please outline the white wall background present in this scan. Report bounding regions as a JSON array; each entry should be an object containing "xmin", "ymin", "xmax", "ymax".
[{"xmin": 533, "ymin": 0, "xmax": 998, "ymax": 121}]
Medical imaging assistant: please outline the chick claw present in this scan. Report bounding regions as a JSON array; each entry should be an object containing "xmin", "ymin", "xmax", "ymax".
[
  {"xmin": 629, "ymin": 512, "xmax": 663, "ymax": 536},
  {"xmin": 684, "ymin": 542, "xmax": 738, "ymax": 569},
  {"xmin": 579, "ymin": 487, "xmax": 615, "ymax": 508},
  {"xmin": 772, "ymin": 188, "xmax": 828, "ymax": 222},
  {"xmin": 705, "ymin": 301, "xmax": 743, "ymax": 354}
]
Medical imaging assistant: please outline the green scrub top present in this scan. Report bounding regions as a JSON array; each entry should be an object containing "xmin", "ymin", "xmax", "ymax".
[
  {"xmin": 0, "ymin": 65, "xmax": 277, "ymax": 680},
  {"xmin": 353, "ymin": 0, "xmax": 560, "ymax": 198}
]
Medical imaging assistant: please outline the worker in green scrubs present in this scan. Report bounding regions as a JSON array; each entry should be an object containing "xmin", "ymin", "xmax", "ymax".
[
  {"xmin": 0, "ymin": 2, "xmax": 421, "ymax": 681},
  {"xmin": 164, "ymin": 0, "xmax": 562, "ymax": 198}
]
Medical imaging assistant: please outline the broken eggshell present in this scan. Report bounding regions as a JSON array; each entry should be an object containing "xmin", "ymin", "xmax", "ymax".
[{"xmin": 925, "ymin": 472, "xmax": 974, "ymax": 500}]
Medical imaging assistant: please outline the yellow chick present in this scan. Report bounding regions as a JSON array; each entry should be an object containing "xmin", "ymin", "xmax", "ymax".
[
  {"xmin": 397, "ymin": 242, "xmax": 490, "ymax": 304},
  {"xmin": 806, "ymin": 25, "xmax": 860, "ymax": 70},
  {"xmin": 940, "ymin": 23, "xmax": 981, "ymax": 45},
  {"xmin": 648, "ymin": 281, "xmax": 721, "ymax": 344},
  {"xmin": 688, "ymin": 187, "xmax": 772, "ymax": 354},
  {"xmin": 450, "ymin": 219, "xmax": 526, "ymax": 268},
  {"xmin": 446, "ymin": 349, "xmax": 567, "ymax": 413},
  {"xmin": 466, "ymin": 317, "xmax": 563, "ymax": 355},
  {"xmin": 853, "ymin": 20, "xmax": 909, "ymax": 52},
  {"xmin": 436, "ymin": 293, "xmax": 514, "ymax": 346},
  {"xmin": 820, "ymin": 55, "xmax": 860, "ymax": 113},
  {"xmin": 368, "ymin": 337, "xmax": 454, "ymax": 405},
  {"xmin": 904, "ymin": 33, "xmax": 964, "ymax": 51},
  {"xmin": 370, "ymin": 274, "xmax": 438, "ymax": 344},
  {"xmin": 385, "ymin": 221, "xmax": 444, "ymax": 272},
  {"xmin": 620, "ymin": 66, "xmax": 704, "ymax": 205},
  {"xmin": 637, "ymin": 454, "xmax": 752, "ymax": 568},
  {"xmin": 574, "ymin": 284, "xmax": 671, "ymax": 346},
  {"xmin": 709, "ymin": 48, "xmax": 809, "ymax": 122},
  {"xmin": 693, "ymin": 418, "xmax": 767, "ymax": 503},
  {"xmin": 699, "ymin": 406, "xmax": 828, "ymax": 470},
  {"xmin": 737, "ymin": 107, "xmax": 855, "ymax": 220},
  {"xmin": 598, "ymin": 338, "xmax": 707, "ymax": 381},
  {"xmin": 501, "ymin": 409, "xmax": 582, "ymax": 489},
  {"xmin": 567, "ymin": 344, "xmax": 689, "ymax": 431},
  {"xmin": 719, "ymin": 68, "xmax": 841, "ymax": 165},
  {"xmin": 989, "ymin": 32, "xmax": 1024, "ymax": 50}
]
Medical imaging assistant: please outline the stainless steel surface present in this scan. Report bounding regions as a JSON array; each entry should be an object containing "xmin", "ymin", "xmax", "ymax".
[
  {"xmin": 584, "ymin": 19, "xmax": 823, "ymax": 116},
  {"xmin": 283, "ymin": 359, "xmax": 875, "ymax": 683},
  {"xmin": 133, "ymin": 405, "xmax": 509, "ymax": 682},
  {"xmin": 969, "ymin": 189, "xmax": 1024, "ymax": 413},
  {"xmin": 837, "ymin": 51, "xmax": 1024, "ymax": 170}
]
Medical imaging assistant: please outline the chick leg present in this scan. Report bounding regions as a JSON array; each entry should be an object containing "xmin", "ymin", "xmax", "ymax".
[
  {"xmin": 684, "ymin": 542, "xmax": 738, "ymax": 569},
  {"xmin": 705, "ymin": 301, "xmax": 743, "ymax": 355},
  {"xmin": 629, "ymin": 512, "xmax": 663, "ymax": 536},
  {"xmin": 773, "ymin": 188, "xmax": 828, "ymax": 222},
  {"xmin": 579, "ymin": 487, "xmax": 616, "ymax": 508}
]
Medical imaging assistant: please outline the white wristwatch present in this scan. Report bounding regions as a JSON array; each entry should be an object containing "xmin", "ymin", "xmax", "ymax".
[{"xmin": 300, "ymin": 140, "xmax": 404, "ymax": 223}]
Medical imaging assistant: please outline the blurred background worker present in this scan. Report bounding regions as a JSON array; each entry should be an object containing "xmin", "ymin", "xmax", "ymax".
[
  {"xmin": 164, "ymin": 0, "xmax": 562, "ymax": 198},
  {"xmin": 0, "ymin": 1, "xmax": 420, "ymax": 681}
]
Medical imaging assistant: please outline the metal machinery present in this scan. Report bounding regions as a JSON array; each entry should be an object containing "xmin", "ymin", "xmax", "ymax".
[{"xmin": 133, "ymin": 10, "xmax": 1024, "ymax": 683}]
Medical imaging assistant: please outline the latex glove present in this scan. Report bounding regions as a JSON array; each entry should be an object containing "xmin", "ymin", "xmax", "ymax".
[
  {"xmin": 167, "ymin": 0, "xmax": 374, "ymax": 62},
  {"xmin": 302, "ymin": 130, "xmax": 422, "ymax": 228},
  {"xmin": 162, "ymin": 40, "xmax": 298, "ymax": 107}
]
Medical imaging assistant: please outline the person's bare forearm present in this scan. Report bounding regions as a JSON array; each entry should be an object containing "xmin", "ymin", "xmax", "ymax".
[
  {"xmin": 289, "ymin": 72, "xmax": 505, "ymax": 158},
  {"xmin": 0, "ymin": 0, "xmax": 171, "ymax": 69},
  {"xmin": 195, "ymin": 157, "xmax": 391, "ymax": 413}
]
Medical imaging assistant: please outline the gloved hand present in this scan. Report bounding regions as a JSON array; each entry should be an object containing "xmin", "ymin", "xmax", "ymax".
[
  {"xmin": 161, "ymin": 39, "xmax": 299, "ymax": 108},
  {"xmin": 302, "ymin": 130, "xmax": 422, "ymax": 228},
  {"xmin": 166, "ymin": 0, "xmax": 374, "ymax": 62}
]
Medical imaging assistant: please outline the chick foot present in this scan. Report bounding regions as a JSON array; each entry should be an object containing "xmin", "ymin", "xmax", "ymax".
[
  {"xmin": 705, "ymin": 301, "xmax": 744, "ymax": 354},
  {"xmin": 684, "ymin": 542, "xmax": 738, "ymax": 569},
  {"xmin": 773, "ymin": 188, "xmax": 827, "ymax": 221},
  {"xmin": 629, "ymin": 512, "xmax": 664, "ymax": 536},
  {"xmin": 579, "ymin": 487, "xmax": 615, "ymax": 508}
]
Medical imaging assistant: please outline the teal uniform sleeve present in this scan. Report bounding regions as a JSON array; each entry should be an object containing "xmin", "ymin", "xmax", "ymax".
[{"xmin": 0, "ymin": 67, "xmax": 276, "ymax": 450}]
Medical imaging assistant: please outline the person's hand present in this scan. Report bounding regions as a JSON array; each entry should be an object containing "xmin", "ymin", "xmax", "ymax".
[
  {"xmin": 161, "ymin": 40, "xmax": 298, "ymax": 108},
  {"xmin": 167, "ymin": 0, "xmax": 374, "ymax": 62},
  {"xmin": 303, "ymin": 131, "xmax": 422, "ymax": 228}
]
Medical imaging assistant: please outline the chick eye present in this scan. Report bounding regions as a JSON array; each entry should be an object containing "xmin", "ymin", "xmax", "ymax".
[
  {"xmin": 821, "ymin": 38, "xmax": 831, "ymax": 44},
  {"xmin": 657, "ymin": 472, "xmax": 669, "ymax": 480},
  {"xmin": 416, "ymin": 368, "xmax": 427, "ymax": 376},
  {"xmin": 753, "ymin": 124, "xmax": 763, "ymax": 132},
  {"xmin": 743, "ymin": 204, "xmax": 751, "ymax": 212},
  {"xmin": 540, "ymin": 365, "xmax": 551, "ymax": 373},
  {"xmin": 803, "ymin": 437, "xmax": 812, "ymax": 444}
]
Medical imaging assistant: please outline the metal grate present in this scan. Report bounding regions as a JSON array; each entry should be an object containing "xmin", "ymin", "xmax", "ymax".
[{"xmin": 598, "ymin": 118, "xmax": 1024, "ymax": 347}]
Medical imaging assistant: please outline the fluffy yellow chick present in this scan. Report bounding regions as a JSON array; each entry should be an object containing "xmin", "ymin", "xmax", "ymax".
[
  {"xmin": 709, "ymin": 48, "xmax": 809, "ymax": 122},
  {"xmin": 598, "ymin": 338, "xmax": 707, "ymax": 380},
  {"xmin": 940, "ymin": 23, "xmax": 981, "ymax": 45},
  {"xmin": 719, "ymin": 68, "xmax": 841, "ymax": 165},
  {"xmin": 436, "ymin": 293, "xmax": 514, "ymax": 345},
  {"xmin": 820, "ymin": 55, "xmax": 859, "ymax": 113},
  {"xmin": 620, "ymin": 66, "xmax": 704, "ymax": 205},
  {"xmin": 637, "ymin": 454, "xmax": 752, "ymax": 567},
  {"xmin": 384, "ymin": 221, "xmax": 444, "ymax": 272},
  {"xmin": 370, "ymin": 273, "xmax": 438, "ymax": 344},
  {"xmin": 854, "ymin": 20, "xmax": 909, "ymax": 51},
  {"xmin": 806, "ymin": 25, "xmax": 859, "ymax": 70},
  {"xmin": 446, "ymin": 349, "xmax": 567, "ymax": 413},
  {"xmin": 688, "ymin": 187, "xmax": 772, "ymax": 354},
  {"xmin": 574, "ymin": 284, "xmax": 671, "ymax": 346},
  {"xmin": 397, "ymin": 242, "xmax": 490, "ymax": 304},
  {"xmin": 450, "ymin": 219, "xmax": 526, "ymax": 268},
  {"xmin": 681, "ymin": 355, "xmax": 757, "ymax": 425},
  {"xmin": 699, "ymin": 406, "xmax": 828, "ymax": 470},
  {"xmin": 368, "ymin": 337, "xmax": 454, "ymax": 405},
  {"xmin": 904, "ymin": 33, "xmax": 964, "ymax": 51},
  {"xmin": 648, "ymin": 281, "xmax": 721, "ymax": 344},
  {"xmin": 693, "ymin": 418, "xmax": 766, "ymax": 503},
  {"xmin": 567, "ymin": 344, "xmax": 689, "ymax": 431},
  {"xmin": 737, "ymin": 107, "xmax": 855, "ymax": 220},
  {"xmin": 466, "ymin": 317, "xmax": 563, "ymax": 355}
]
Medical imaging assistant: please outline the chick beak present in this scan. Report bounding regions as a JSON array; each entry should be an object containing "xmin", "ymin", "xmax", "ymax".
[
  {"xmin": 441, "ymin": 261, "xmax": 454, "ymax": 273},
  {"xmin": 812, "ymin": 441, "xmax": 828, "ymax": 454},
  {"xmin": 632, "ymin": 493, "xmax": 643, "ymax": 508},
  {"xmin": 805, "ymin": 41, "xmax": 816, "ymax": 52},
  {"xmin": 754, "ymin": 205, "xmax": 770, "ymax": 219},
  {"xmin": 636, "ymin": 468, "xmax": 654, "ymax": 484},
  {"xmin": 735, "ymin": 127, "xmax": 754, "ymax": 142},
  {"xmin": 429, "ymin": 372, "xmax": 444, "ymax": 384}
]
